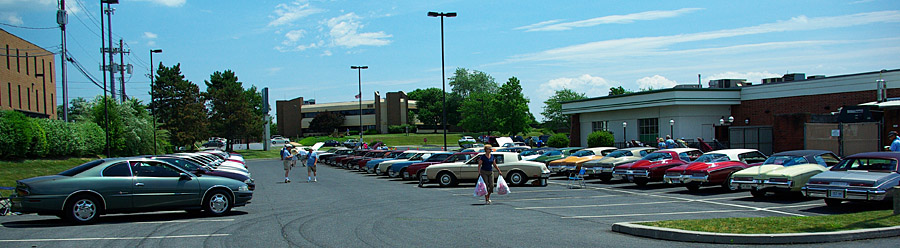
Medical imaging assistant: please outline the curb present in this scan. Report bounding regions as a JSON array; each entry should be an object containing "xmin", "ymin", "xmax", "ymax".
[{"xmin": 612, "ymin": 222, "xmax": 900, "ymax": 244}]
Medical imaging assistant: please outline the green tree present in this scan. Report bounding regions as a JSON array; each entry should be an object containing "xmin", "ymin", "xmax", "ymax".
[
  {"xmin": 204, "ymin": 70, "xmax": 256, "ymax": 152},
  {"xmin": 608, "ymin": 86, "xmax": 633, "ymax": 96},
  {"xmin": 495, "ymin": 77, "xmax": 531, "ymax": 135},
  {"xmin": 449, "ymin": 68, "xmax": 498, "ymax": 98},
  {"xmin": 242, "ymin": 85, "xmax": 265, "ymax": 146},
  {"xmin": 90, "ymin": 97, "xmax": 156, "ymax": 156},
  {"xmin": 587, "ymin": 131, "xmax": 615, "ymax": 147},
  {"xmin": 407, "ymin": 88, "xmax": 444, "ymax": 132},
  {"xmin": 541, "ymin": 89, "xmax": 586, "ymax": 132},
  {"xmin": 458, "ymin": 91, "xmax": 497, "ymax": 133},
  {"xmin": 150, "ymin": 63, "xmax": 209, "ymax": 149},
  {"xmin": 309, "ymin": 112, "xmax": 345, "ymax": 133},
  {"xmin": 57, "ymin": 97, "xmax": 92, "ymax": 122}
]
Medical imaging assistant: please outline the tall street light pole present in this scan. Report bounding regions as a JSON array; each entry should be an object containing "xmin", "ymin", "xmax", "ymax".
[
  {"xmin": 150, "ymin": 49, "xmax": 162, "ymax": 154},
  {"xmin": 669, "ymin": 119, "xmax": 675, "ymax": 138},
  {"xmin": 351, "ymin": 65, "xmax": 368, "ymax": 146},
  {"xmin": 427, "ymin": 11, "xmax": 456, "ymax": 151}
]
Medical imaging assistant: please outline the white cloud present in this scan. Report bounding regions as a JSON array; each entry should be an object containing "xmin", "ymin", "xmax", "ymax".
[
  {"xmin": 539, "ymin": 74, "xmax": 614, "ymax": 99},
  {"xmin": 321, "ymin": 50, "xmax": 332, "ymax": 56},
  {"xmin": 1, "ymin": 12, "xmax": 23, "ymax": 25},
  {"xmin": 284, "ymin": 29, "xmax": 305, "ymax": 42},
  {"xmin": 517, "ymin": 8, "xmax": 703, "ymax": 32},
  {"xmin": 266, "ymin": 67, "xmax": 283, "ymax": 74},
  {"xmin": 636, "ymin": 75, "xmax": 678, "ymax": 90},
  {"xmin": 143, "ymin": 32, "xmax": 158, "ymax": 39},
  {"xmin": 325, "ymin": 13, "xmax": 392, "ymax": 48},
  {"xmin": 509, "ymin": 11, "xmax": 900, "ymax": 62},
  {"xmin": 705, "ymin": 71, "xmax": 782, "ymax": 84},
  {"xmin": 268, "ymin": 0, "xmax": 323, "ymax": 27}
]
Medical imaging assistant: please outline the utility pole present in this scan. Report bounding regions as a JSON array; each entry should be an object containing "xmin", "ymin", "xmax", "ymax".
[
  {"xmin": 58, "ymin": 0, "xmax": 68, "ymax": 121},
  {"xmin": 105, "ymin": 3, "xmax": 116, "ymax": 101},
  {"xmin": 99, "ymin": 1, "xmax": 110, "ymax": 157},
  {"xmin": 118, "ymin": 39, "xmax": 131, "ymax": 101}
]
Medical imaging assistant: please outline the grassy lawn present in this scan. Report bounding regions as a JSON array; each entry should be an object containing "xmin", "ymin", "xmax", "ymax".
[
  {"xmin": 0, "ymin": 157, "xmax": 98, "ymax": 197},
  {"xmin": 640, "ymin": 210, "xmax": 900, "ymax": 234},
  {"xmin": 233, "ymin": 149, "xmax": 282, "ymax": 160},
  {"xmin": 357, "ymin": 133, "xmax": 463, "ymax": 147}
]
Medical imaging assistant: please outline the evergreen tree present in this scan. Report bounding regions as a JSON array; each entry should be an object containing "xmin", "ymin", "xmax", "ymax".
[
  {"xmin": 150, "ymin": 63, "xmax": 208, "ymax": 149},
  {"xmin": 204, "ymin": 70, "xmax": 255, "ymax": 152}
]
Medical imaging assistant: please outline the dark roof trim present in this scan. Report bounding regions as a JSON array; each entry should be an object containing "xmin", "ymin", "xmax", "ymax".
[{"xmin": 562, "ymin": 88, "xmax": 741, "ymax": 104}]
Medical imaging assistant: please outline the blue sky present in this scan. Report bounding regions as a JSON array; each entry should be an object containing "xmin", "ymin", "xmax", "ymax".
[{"xmin": 3, "ymin": 0, "xmax": 900, "ymax": 121}]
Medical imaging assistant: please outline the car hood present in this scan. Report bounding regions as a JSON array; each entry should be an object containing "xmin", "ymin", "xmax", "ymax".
[
  {"xmin": 522, "ymin": 155, "xmax": 541, "ymax": 161},
  {"xmin": 587, "ymin": 156, "xmax": 641, "ymax": 166},
  {"xmin": 534, "ymin": 155, "xmax": 563, "ymax": 162},
  {"xmin": 424, "ymin": 162, "xmax": 467, "ymax": 171},
  {"xmin": 368, "ymin": 158, "xmax": 395, "ymax": 164},
  {"xmin": 811, "ymin": 170, "xmax": 896, "ymax": 184},
  {"xmin": 380, "ymin": 159, "xmax": 414, "ymax": 165},
  {"xmin": 629, "ymin": 159, "xmax": 680, "ymax": 170},
  {"xmin": 762, "ymin": 164, "xmax": 827, "ymax": 178},
  {"xmin": 734, "ymin": 164, "xmax": 784, "ymax": 177}
]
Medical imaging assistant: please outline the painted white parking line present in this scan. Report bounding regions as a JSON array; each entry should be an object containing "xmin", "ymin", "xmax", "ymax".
[
  {"xmin": 503, "ymin": 195, "xmax": 619, "ymax": 202},
  {"xmin": 516, "ymin": 196, "xmax": 745, "ymax": 210},
  {"xmin": 563, "ymin": 209, "xmax": 751, "ymax": 219},
  {"xmin": 547, "ymin": 181, "xmax": 807, "ymax": 217},
  {"xmin": 139, "ymin": 218, "xmax": 235, "ymax": 224},
  {"xmin": 0, "ymin": 234, "xmax": 230, "ymax": 242},
  {"xmin": 451, "ymin": 189, "xmax": 577, "ymax": 196}
]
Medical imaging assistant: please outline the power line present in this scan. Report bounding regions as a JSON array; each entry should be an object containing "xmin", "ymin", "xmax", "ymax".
[{"xmin": 0, "ymin": 22, "xmax": 58, "ymax": 30}]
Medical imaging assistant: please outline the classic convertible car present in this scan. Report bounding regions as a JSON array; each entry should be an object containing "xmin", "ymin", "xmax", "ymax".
[
  {"xmin": 614, "ymin": 148, "xmax": 703, "ymax": 186},
  {"xmin": 421, "ymin": 152, "xmax": 551, "ymax": 187},
  {"xmin": 530, "ymin": 147, "xmax": 584, "ymax": 165},
  {"xmin": 547, "ymin": 147, "xmax": 617, "ymax": 175},
  {"xmin": 731, "ymin": 150, "xmax": 840, "ymax": 197},
  {"xmin": 802, "ymin": 152, "xmax": 900, "ymax": 207},
  {"xmin": 11, "ymin": 158, "xmax": 253, "ymax": 224},
  {"xmin": 664, "ymin": 149, "xmax": 767, "ymax": 191},
  {"xmin": 581, "ymin": 147, "xmax": 658, "ymax": 182}
]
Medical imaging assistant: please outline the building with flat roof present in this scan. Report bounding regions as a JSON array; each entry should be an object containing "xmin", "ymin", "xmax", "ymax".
[
  {"xmin": 0, "ymin": 28, "xmax": 57, "ymax": 119},
  {"xmin": 562, "ymin": 69, "xmax": 900, "ymax": 156},
  {"xmin": 276, "ymin": 91, "xmax": 417, "ymax": 138}
]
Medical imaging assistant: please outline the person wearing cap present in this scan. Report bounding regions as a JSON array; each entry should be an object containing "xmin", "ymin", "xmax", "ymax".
[
  {"xmin": 282, "ymin": 144, "xmax": 294, "ymax": 183},
  {"xmin": 890, "ymin": 131, "xmax": 900, "ymax": 152},
  {"xmin": 305, "ymin": 148, "xmax": 319, "ymax": 182}
]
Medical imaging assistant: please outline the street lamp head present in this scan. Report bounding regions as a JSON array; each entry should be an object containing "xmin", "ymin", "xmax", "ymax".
[
  {"xmin": 151, "ymin": 49, "xmax": 162, "ymax": 53},
  {"xmin": 445, "ymin": 12, "xmax": 457, "ymax": 17},
  {"xmin": 719, "ymin": 118, "xmax": 725, "ymax": 125},
  {"xmin": 669, "ymin": 119, "xmax": 674, "ymax": 125},
  {"xmin": 427, "ymin": 12, "xmax": 457, "ymax": 17},
  {"xmin": 101, "ymin": 0, "xmax": 119, "ymax": 4},
  {"xmin": 427, "ymin": 12, "xmax": 439, "ymax": 17},
  {"xmin": 728, "ymin": 116, "xmax": 735, "ymax": 123},
  {"xmin": 351, "ymin": 65, "xmax": 368, "ymax": 69},
  {"xmin": 622, "ymin": 122, "xmax": 627, "ymax": 128}
]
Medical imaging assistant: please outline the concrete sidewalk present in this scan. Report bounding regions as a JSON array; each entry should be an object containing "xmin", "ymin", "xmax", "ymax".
[{"xmin": 612, "ymin": 222, "xmax": 900, "ymax": 244}]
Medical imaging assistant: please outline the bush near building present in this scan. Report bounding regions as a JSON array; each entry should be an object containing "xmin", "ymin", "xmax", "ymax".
[
  {"xmin": 547, "ymin": 133, "xmax": 569, "ymax": 148},
  {"xmin": 0, "ymin": 111, "xmax": 105, "ymax": 159},
  {"xmin": 587, "ymin": 131, "xmax": 615, "ymax": 147}
]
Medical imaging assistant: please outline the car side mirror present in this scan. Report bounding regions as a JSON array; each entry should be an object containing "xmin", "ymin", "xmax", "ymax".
[{"xmin": 179, "ymin": 173, "xmax": 192, "ymax": 180}]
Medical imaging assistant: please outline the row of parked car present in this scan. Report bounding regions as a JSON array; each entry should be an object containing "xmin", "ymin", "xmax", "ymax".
[
  {"xmin": 316, "ymin": 145, "xmax": 900, "ymax": 208},
  {"xmin": 9, "ymin": 150, "xmax": 254, "ymax": 224},
  {"xmin": 313, "ymin": 148, "xmax": 552, "ymax": 188}
]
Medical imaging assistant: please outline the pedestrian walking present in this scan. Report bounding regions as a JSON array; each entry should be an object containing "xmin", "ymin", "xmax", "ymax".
[
  {"xmin": 657, "ymin": 138, "xmax": 666, "ymax": 149},
  {"xmin": 306, "ymin": 148, "xmax": 319, "ymax": 182},
  {"xmin": 665, "ymin": 135, "xmax": 676, "ymax": 149},
  {"xmin": 282, "ymin": 144, "xmax": 294, "ymax": 183},
  {"xmin": 290, "ymin": 146, "xmax": 300, "ymax": 167},
  {"xmin": 889, "ymin": 131, "xmax": 900, "ymax": 152},
  {"xmin": 477, "ymin": 145, "xmax": 503, "ymax": 205}
]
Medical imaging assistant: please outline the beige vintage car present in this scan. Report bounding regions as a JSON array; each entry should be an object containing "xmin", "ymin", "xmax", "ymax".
[{"xmin": 421, "ymin": 152, "xmax": 551, "ymax": 187}]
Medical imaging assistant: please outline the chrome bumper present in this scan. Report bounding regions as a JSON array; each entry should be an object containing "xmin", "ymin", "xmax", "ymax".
[
  {"xmin": 663, "ymin": 174, "xmax": 708, "ymax": 184},
  {"xmin": 613, "ymin": 170, "xmax": 649, "ymax": 178},
  {"xmin": 802, "ymin": 186, "xmax": 888, "ymax": 201},
  {"xmin": 547, "ymin": 165, "xmax": 565, "ymax": 173},
  {"xmin": 584, "ymin": 166, "xmax": 614, "ymax": 175}
]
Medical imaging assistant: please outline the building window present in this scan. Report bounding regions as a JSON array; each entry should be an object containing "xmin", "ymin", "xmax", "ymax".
[
  {"xmin": 25, "ymin": 52, "xmax": 28, "ymax": 75},
  {"xmin": 5, "ymin": 45, "xmax": 8, "ymax": 70},
  {"xmin": 16, "ymin": 49, "xmax": 20, "ymax": 72},
  {"xmin": 35, "ymin": 90, "xmax": 39, "ymax": 112},
  {"xmin": 50, "ymin": 93, "xmax": 54, "ymax": 115},
  {"xmin": 591, "ymin": 121, "xmax": 608, "ymax": 133},
  {"xmin": 48, "ymin": 61, "xmax": 52, "ymax": 81},
  {"xmin": 638, "ymin": 118, "xmax": 659, "ymax": 144},
  {"xmin": 7, "ymin": 83, "xmax": 11, "ymax": 107},
  {"xmin": 17, "ymin": 85, "xmax": 21, "ymax": 108},
  {"xmin": 27, "ymin": 87, "xmax": 31, "ymax": 110}
]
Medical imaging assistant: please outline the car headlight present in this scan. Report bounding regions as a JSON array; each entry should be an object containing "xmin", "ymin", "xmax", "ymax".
[
  {"xmin": 243, "ymin": 178, "xmax": 253, "ymax": 184},
  {"xmin": 238, "ymin": 185, "xmax": 250, "ymax": 192}
]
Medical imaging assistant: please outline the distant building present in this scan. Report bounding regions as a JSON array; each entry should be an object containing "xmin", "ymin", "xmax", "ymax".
[
  {"xmin": 0, "ymin": 28, "xmax": 57, "ymax": 119},
  {"xmin": 275, "ymin": 91, "xmax": 417, "ymax": 137},
  {"xmin": 562, "ymin": 69, "xmax": 900, "ymax": 156}
]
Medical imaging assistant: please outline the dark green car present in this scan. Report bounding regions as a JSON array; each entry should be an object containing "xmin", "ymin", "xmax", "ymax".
[
  {"xmin": 10, "ymin": 158, "xmax": 253, "ymax": 224},
  {"xmin": 530, "ymin": 147, "xmax": 584, "ymax": 165}
]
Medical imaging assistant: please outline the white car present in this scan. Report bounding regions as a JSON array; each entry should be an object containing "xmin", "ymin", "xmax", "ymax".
[
  {"xmin": 271, "ymin": 136, "xmax": 290, "ymax": 145},
  {"xmin": 458, "ymin": 136, "xmax": 477, "ymax": 143}
]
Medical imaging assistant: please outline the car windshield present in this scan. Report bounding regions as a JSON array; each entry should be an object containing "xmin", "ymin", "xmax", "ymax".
[
  {"xmin": 572, "ymin": 150, "xmax": 594, "ymax": 157},
  {"xmin": 641, "ymin": 152, "xmax": 673, "ymax": 162},
  {"xmin": 605, "ymin": 150, "xmax": 633, "ymax": 158},
  {"xmin": 764, "ymin": 155, "xmax": 809, "ymax": 167},
  {"xmin": 831, "ymin": 158, "xmax": 898, "ymax": 171},
  {"xmin": 693, "ymin": 153, "xmax": 731, "ymax": 163},
  {"xmin": 424, "ymin": 154, "xmax": 450, "ymax": 162},
  {"xmin": 520, "ymin": 150, "xmax": 541, "ymax": 156},
  {"xmin": 543, "ymin": 150, "xmax": 562, "ymax": 156},
  {"xmin": 396, "ymin": 153, "xmax": 416, "ymax": 159},
  {"xmin": 58, "ymin": 159, "xmax": 105, "ymax": 176},
  {"xmin": 159, "ymin": 158, "xmax": 203, "ymax": 171}
]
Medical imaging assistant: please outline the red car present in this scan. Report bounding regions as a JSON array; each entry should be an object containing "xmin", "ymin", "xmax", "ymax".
[
  {"xmin": 408, "ymin": 152, "xmax": 478, "ymax": 182},
  {"xmin": 664, "ymin": 149, "xmax": 768, "ymax": 191},
  {"xmin": 332, "ymin": 150, "xmax": 368, "ymax": 167},
  {"xmin": 355, "ymin": 150, "xmax": 394, "ymax": 171},
  {"xmin": 613, "ymin": 148, "xmax": 703, "ymax": 186}
]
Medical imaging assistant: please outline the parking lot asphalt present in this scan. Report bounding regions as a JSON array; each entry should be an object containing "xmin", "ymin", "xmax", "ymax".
[{"xmin": 1, "ymin": 159, "xmax": 899, "ymax": 247}]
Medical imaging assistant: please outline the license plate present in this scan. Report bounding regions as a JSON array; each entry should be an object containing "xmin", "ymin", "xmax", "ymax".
[
  {"xmin": 627, "ymin": 175, "xmax": 634, "ymax": 181},
  {"xmin": 828, "ymin": 190, "xmax": 845, "ymax": 198},
  {"xmin": 671, "ymin": 178, "xmax": 681, "ymax": 184},
  {"xmin": 738, "ymin": 184, "xmax": 752, "ymax": 189}
]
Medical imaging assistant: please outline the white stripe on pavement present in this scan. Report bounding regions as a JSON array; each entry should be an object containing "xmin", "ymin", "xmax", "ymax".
[
  {"xmin": 451, "ymin": 189, "xmax": 579, "ymax": 196},
  {"xmin": 0, "ymin": 234, "xmax": 230, "ymax": 242},
  {"xmin": 563, "ymin": 209, "xmax": 751, "ymax": 219},
  {"xmin": 516, "ymin": 196, "xmax": 744, "ymax": 210},
  {"xmin": 503, "ymin": 195, "xmax": 619, "ymax": 202},
  {"xmin": 138, "ymin": 218, "xmax": 235, "ymax": 224}
]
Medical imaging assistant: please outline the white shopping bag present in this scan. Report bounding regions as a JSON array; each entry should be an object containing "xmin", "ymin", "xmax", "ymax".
[
  {"xmin": 496, "ymin": 175, "xmax": 510, "ymax": 195},
  {"xmin": 474, "ymin": 176, "xmax": 488, "ymax": 197}
]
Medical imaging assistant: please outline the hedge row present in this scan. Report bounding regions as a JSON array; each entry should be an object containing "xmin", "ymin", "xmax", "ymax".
[
  {"xmin": 0, "ymin": 111, "xmax": 105, "ymax": 159},
  {"xmin": 387, "ymin": 124, "xmax": 417, "ymax": 134}
]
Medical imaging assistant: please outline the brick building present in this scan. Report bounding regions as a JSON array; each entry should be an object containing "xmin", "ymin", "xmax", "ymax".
[
  {"xmin": 0, "ymin": 28, "xmax": 57, "ymax": 119},
  {"xmin": 562, "ymin": 69, "xmax": 900, "ymax": 156},
  {"xmin": 275, "ymin": 91, "xmax": 417, "ymax": 138}
]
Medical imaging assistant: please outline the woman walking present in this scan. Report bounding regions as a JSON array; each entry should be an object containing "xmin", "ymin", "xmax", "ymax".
[{"xmin": 478, "ymin": 145, "xmax": 503, "ymax": 205}]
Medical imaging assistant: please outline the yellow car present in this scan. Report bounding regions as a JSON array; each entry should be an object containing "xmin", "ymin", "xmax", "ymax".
[{"xmin": 547, "ymin": 147, "xmax": 617, "ymax": 175}]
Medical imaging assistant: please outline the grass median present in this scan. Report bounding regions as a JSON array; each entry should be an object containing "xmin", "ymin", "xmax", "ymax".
[
  {"xmin": 639, "ymin": 210, "xmax": 900, "ymax": 234},
  {"xmin": 233, "ymin": 149, "xmax": 282, "ymax": 160}
]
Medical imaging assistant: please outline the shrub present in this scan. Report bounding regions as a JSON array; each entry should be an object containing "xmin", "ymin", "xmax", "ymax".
[
  {"xmin": 72, "ymin": 121, "xmax": 105, "ymax": 157},
  {"xmin": 388, "ymin": 124, "xmax": 417, "ymax": 134},
  {"xmin": 587, "ymin": 131, "xmax": 615, "ymax": 147},
  {"xmin": 547, "ymin": 133, "xmax": 569, "ymax": 148},
  {"xmin": 36, "ymin": 118, "xmax": 75, "ymax": 157},
  {"xmin": 0, "ymin": 111, "xmax": 36, "ymax": 159},
  {"xmin": 26, "ymin": 118, "xmax": 48, "ymax": 157},
  {"xmin": 364, "ymin": 129, "xmax": 378, "ymax": 135}
]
